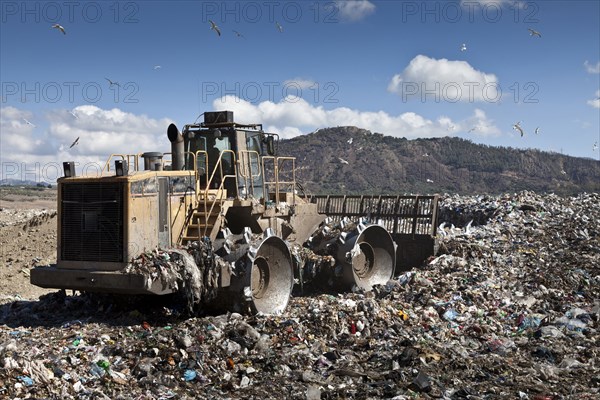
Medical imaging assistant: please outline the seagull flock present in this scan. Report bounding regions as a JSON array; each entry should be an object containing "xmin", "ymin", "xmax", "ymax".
[
  {"xmin": 208, "ymin": 19, "xmax": 283, "ymax": 38},
  {"xmin": 511, "ymin": 121, "xmax": 542, "ymax": 138},
  {"xmin": 42, "ymin": 17, "xmax": 596, "ymax": 158},
  {"xmin": 459, "ymin": 28, "xmax": 545, "ymax": 141}
]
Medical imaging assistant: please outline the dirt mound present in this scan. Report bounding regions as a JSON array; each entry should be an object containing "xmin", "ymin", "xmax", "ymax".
[{"xmin": 0, "ymin": 209, "xmax": 58, "ymax": 300}]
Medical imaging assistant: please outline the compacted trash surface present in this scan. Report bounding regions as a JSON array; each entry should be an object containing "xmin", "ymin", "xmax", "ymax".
[{"xmin": 1, "ymin": 191, "xmax": 599, "ymax": 399}]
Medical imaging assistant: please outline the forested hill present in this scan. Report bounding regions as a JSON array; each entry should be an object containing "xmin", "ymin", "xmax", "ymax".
[{"xmin": 278, "ymin": 126, "xmax": 600, "ymax": 195}]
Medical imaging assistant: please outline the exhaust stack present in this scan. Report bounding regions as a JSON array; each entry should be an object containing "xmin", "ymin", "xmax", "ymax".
[{"xmin": 167, "ymin": 123, "xmax": 184, "ymax": 171}]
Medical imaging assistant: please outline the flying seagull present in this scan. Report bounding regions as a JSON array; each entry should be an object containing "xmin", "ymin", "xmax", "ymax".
[
  {"xmin": 347, "ymin": 137, "xmax": 353, "ymax": 144},
  {"xmin": 338, "ymin": 157, "xmax": 349, "ymax": 165},
  {"xmin": 69, "ymin": 137, "xmax": 80, "ymax": 148},
  {"xmin": 460, "ymin": 43, "xmax": 467, "ymax": 52},
  {"xmin": 535, "ymin": 127, "xmax": 540, "ymax": 135},
  {"xmin": 68, "ymin": 109, "xmax": 78, "ymax": 119},
  {"xmin": 447, "ymin": 124, "xmax": 456, "ymax": 132},
  {"xmin": 528, "ymin": 28, "xmax": 541, "ymax": 37},
  {"xmin": 426, "ymin": 178, "xmax": 434, "ymax": 183},
  {"xmin": 275, "ymin": 21, "xmax": 283, "ymax": 33},
  {"xmin": 593, "ymin": 142, "xmax": 598, "ymax": 152},
  {"xmin": 23, "ymin": 118, "xmax": 35, "ymax": 127},
  {"xmin": 153, "ymin": 65, "xmax": 162, "ymax": 70},
  {"xmin": 51, "ymin": 24, "xmax": 66, "ymax": 35},
  {"xmin": 468, "ymin": 127, "xmax": 477, "ymax": 133},
  {"xmin": 232, "ymin": 30, "xmax": 244, "ymax": 38},
  {"xmin": 105, "ymin": 78, "xmax": 120, "ymax": 87},
  {"xmin": 209, "ymin": 20, "xmax": 221, "ymax": 36},
  {"xmin": 513, "ymin": 121, "xmax": 525, "ymax": 137}
]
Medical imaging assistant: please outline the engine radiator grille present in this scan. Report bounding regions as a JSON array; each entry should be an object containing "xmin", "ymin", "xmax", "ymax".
[{"xmin": 61, "ymin": 182, "xmax": 124, "ymax": 262}]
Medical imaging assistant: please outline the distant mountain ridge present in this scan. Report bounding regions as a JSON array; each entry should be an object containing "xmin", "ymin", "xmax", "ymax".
[
  {"xmin": 278, "ymin": 126, "xmax": 600, "ymax": 195},
  {"xmin": 0, "ymin": 179, "xmax": 51, "ymax": 187},
  {"xmin": 1, "ymin": 128, "xmax": 597, "ymax": 195}
]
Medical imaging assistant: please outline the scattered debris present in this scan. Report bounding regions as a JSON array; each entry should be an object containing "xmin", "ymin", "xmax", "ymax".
[{"xmin": 0, "ymin": 192, "xmax": 599, "ymax": 398}]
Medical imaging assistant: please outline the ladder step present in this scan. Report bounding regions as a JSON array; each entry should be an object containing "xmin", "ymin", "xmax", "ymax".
[
  {"xmin": 191, "ymin": 216, "xmax": 218, "ymax": 225},
  {"xmin": 188, "ymin": 223, "xmax": 214, "ymax": 229},
  {"xmin": 193, "ymin": 210, "xmax": 220, "ymax": 217}
]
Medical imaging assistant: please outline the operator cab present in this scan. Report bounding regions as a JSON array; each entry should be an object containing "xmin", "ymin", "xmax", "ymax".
[{"xmin": 180, "ymin": 111, "xmax": 278, "ymax": 199}]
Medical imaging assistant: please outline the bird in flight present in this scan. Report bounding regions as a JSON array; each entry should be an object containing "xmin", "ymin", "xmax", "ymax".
[
  {"xmin": 528, "ymin": 28, "xmax": 541, "ymax": 37},
  {"xmin": 513, "ymin": 121, "xmax": 525, "ymax": 137},
  {"xmin": 347, "ymin": 137, "xmax": 353, "ymax": 144},
  {"xmin": 593, "ymin": 142, "xmax": 598, "ymax": 152},
  {"xmin": 69, "ymin": 137, "xmax": 80, "ymax": 148},
  {"xmin": 535, "ymin": 127, "xmax": 540, "ymax": 135},
  {"xmin": 68, "ymin": 109, "xmax": 78, "ymax": 119},
  {"xmin": 338, "ymin": 157, "xmax": 349, "ymax": 165},
  {"xmin": 468, "ymin": 127, "xmax": 477, "ymax": 133},
  {"xmin": 275, "ymin": 21, "xmax": 283, "ymax": 33},
  {"xmin": 23, "ymin": 118, "xmax": 35, "ymax": 127},
  {"xmin": 51, "ymin": 24, "xmax": 66, "ymax": 35},
  {"xmin": 232, "ymin": 30, "xmax": 244, "ymax": 38},
  {"xmin": 209, "ymin": 20, "xmax": 221, "ymax": 36},
  {"xmin": 460, "ymin": 43, "xmax": 467, "ymax": 52},
  {"xmin": 153, "ymin": 65, "xmax": 162, "ymax": 70},
  {"xmin": 426, "ymin": 178, "xmax": 434, "ymax": 183},
  {"xmin": 105, "ymin": 78, "xmax": 120, "ymax": 87}
]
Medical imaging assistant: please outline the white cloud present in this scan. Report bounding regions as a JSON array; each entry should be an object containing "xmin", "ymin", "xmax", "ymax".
[
  {"xmin": 462, "ymin": 109, "xmax": 501, "ymax": 136},
  {"xmin": 1, "ymin": 102, "xmax": 507, "ymax": 181},
  {"xmin": 1, "ymin": 106, "xmax": 173, "ymax": 180},
  {"xmin": 587, "ymin": 90, "xmax": 600, "ymax": 109},
  {"xmin": 212, "ymin": 96, "xmax": 500, "ymax": 139},
  {"xmin": 584, "ymin": 60, "xmax": 600, "ymax": 74},
  {"xmin": 334, "ymin": 0, "xmax": 376, "ymax": 21},
  {"xmin": 283, "ymin": 78, "xmax": 317, "ymax": 90},
  {"xmin": 45, "ymin": 105, "xmax": 172, "ymax": 156},
  {"xmin": 388, "ymin": 55, "xmax": 500, "ymax": 103},
  {"xmin": 0, "ymin": 106, "xmax": 44, "ymax": 153},
  {"xmin": 460, "ymin": 0, "xmax": 522, "ymax": 7}
]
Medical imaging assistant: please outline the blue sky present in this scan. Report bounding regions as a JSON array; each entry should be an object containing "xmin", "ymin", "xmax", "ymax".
[{"xmin": 1, "ymin": 0, "xmax": 599, "ymax": 182}]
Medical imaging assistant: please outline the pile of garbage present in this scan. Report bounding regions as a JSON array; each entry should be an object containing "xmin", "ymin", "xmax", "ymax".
[
  {"xmin": 124, "ymin": 240, "xmax": 220, "ymax": 315},
  {"xmin": 1, "ymin": 191, "xmax": 599, "ymax": 399}
]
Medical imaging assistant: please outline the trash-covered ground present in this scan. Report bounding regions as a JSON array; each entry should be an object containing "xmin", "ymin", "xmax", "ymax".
[{"xmin": 1, "ymin": 191, "xmax": 599, "ymax": 399}]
